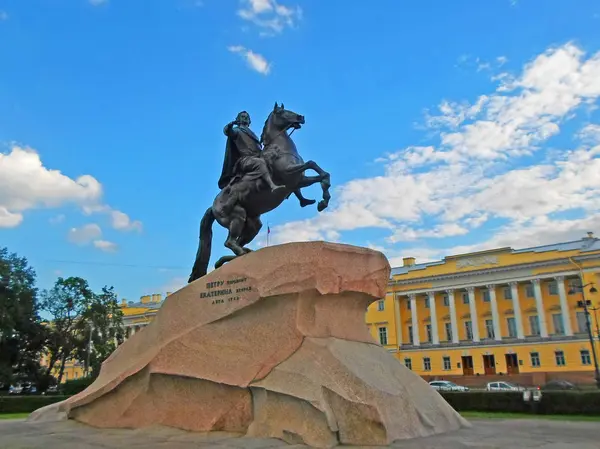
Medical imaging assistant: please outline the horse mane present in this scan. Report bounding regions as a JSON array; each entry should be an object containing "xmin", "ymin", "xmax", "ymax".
[{"xmin": 260, "ymin": 110, "xmax": 273, "ymax": 145}]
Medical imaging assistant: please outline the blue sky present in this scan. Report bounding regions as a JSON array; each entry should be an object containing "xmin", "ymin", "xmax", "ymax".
[{"xmin": 1, "ymin": 0, "xmax": 600, "ymax": 302}]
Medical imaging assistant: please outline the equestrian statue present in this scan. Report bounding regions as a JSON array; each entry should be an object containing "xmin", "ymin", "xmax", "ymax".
[{"xmin": 188, "ymin": 103, "xmax": 331, "ymax": 282}]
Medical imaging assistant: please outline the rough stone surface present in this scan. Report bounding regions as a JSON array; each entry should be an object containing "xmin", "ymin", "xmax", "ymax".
[
  {"xmin": 4, "ymin": 418, "xmax": 600, "ymax": 449},
  {"xmin": 29, "ymin": 242, "xmax": 468, "ymax": 447}
]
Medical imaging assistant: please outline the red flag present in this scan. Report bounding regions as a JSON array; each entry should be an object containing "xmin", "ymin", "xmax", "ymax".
[{"xmin": 267, "ymin": 226, "xmax": 271, "ymax": 234}]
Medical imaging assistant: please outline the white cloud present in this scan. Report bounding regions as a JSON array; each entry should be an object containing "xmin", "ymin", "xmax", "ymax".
[
  {"xmin": 578, "ymin": 124, "xmax": 600, "ymax": 144},
  {"xmin": 93, "ymin": 239, "xmax": 118, "ymax": 252},
  {"xmin": 227, "ymin": 45, "xmax": 271, "ymax": 75},
  {"xmin": 268, "ymin": 43, "xmax": 600, "ymax": 262},
  {"xmin": 0, "ymin": 146, "xmax": 141, "ymax": 230},
  {"xmin": 237, "ymin": 0, "xmax": 301, "ymax": 36},
  {"xmin": 67, "ymin": 224, "xmax": 120, "ymax": 253},
  {"xmin": 68, "ymin": 224, "xmax": 102, "ymax": 245},
  {"xmin": 110, "ymin": 210, "xmax": 143, "ymax": 232},
  {"xmin": 0, "ymin": 207, "xmax": 22, "ymax": 228}
]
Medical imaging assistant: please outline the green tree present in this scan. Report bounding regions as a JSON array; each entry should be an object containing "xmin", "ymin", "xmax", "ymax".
[
  {"xmin": 41, "ymin": 278, "xmax": 124, "ymax": 382},
  {"xmin": 0, "ymin": 247, "xmax": 45, "ymax": 387},
  {"xmin": 76, "ymin": 286, "xmax": 124, "ymax": 377},
  {"xmin": 41, "ymin": 276, "xmax": 94, "ymax": 383}
]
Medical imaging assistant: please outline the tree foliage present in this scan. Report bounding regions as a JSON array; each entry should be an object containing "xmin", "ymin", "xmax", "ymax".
[
  {"xmin": 0, "ymin": 247, "xmax": 45, "ymax": 386},
  {"xmin": 1, "ymin": 247, "xmax": 125, "ymax": 389},
  {"xmin": 41, "ymin": 277, "xmax": 124, "ymax": 382}
]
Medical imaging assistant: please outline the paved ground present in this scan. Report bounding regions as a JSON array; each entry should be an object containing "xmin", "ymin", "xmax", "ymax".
[{"xmin": 1, "ymin": 418, "xmax": 599, "ymax": 448}]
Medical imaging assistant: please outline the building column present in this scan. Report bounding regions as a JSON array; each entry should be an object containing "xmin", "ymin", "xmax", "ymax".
[
  {"xmin": 427, "ymin": 292, "xmax": 439, "ymax": 345},
  {"xmin": 446, "ymin": 289, "xmax": 459, "ymax": 344},
  {"xmin": 532, "ymin": 279, "xmax": 549, "ymax": 338},
  {"xmin": 467, "ymin": 287, "xmax": 480, "ymax": 342},
  {"xmin": 393, "ymin": 293, "xmax": 402, "ymax": 346},
  {"xmin": 510, "ymin": 281, "xmax": 525, "ymax": 339},
  {"xmin": 556, "ymin": 276, "xmax": 573, "ymax": 336},
  {"xmin": 487, "ymin": 284, "xmax": 502, "ymax": 341},
  {"xmin": 409, "ymin": 294, "xmax": 420, "ymax": 346}
]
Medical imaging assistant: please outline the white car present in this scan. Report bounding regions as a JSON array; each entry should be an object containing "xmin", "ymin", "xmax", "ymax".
[
  {"xmin": 8, "ymin": 384, "xmax": 23, "ymax": 395},
  {"xmin": 486, "ymin": 381, "xmax": 526, "ymax": 392},
  {"xmin": 429, "ymin": 380, "xmax": 469, "ymax": 392}
]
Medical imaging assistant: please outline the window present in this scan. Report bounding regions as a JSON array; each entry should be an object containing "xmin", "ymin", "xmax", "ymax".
[
  {"xmin": 548, "ymin": 281, "xmax": 558, "ymax": 296},
  {"xmin": 404, "ymin": 358, "xmax": 412, "ymax": 370},
  {"xmin": 552, "ymin": 313, "xmax": 564, "ymax": 335},
  {"xmin": 407, "ymin": 299, "xmax": 411, "ymax": 310},
  {"xmin": 465, "ymin": 320, "xmax": 473, "ymax": 340},
  {"xmin": 423, "ymin": 357, "xmax": 431, "ymax": 371},
  {"xmin": 482, "ymin": 290, "xmax": 491, "ymax": 302},
  {"xmin": 426, "ymin": 324, "xmax": 432, "ymax": 343},
  {"xmin": 443, "ymin": 356, "xmax": 451, "ymax": 370},
  {"xmin": 504, "ymin": 287, "xmax": 512, "ymax": 300},
  {"xmin": 529, "ymin": 315, "xmax": 541, "ymax": 336},
  {"xmin": 581, "ymin": 350, "xmax": 591, "ymax": 365},
  {"xmin": 408, "ymin": 325, "xmax": 414, "ymax": 344},
  {"xmin": 530, "ymin": 352, "xmax": 541, "ymax": 367},
  {"xmin": 377, "ymin": 300, "xmax": 385, "ymax": 311},
  {"xmin": 445, "ymin": 322, "xmax": 452, "ymax": 341},
  {"xmin": 378, "ymin": 327, "xmax": 388, "ymax": 345},
  {"xmin": 462, "ymin": 292, "xmax": 469, "ymax": 304},
  {"xmin": 74, "ymin": 372, "xmax": 78, "ymax": 379},
  {"xmin": 555, "ymin": 350, "xmax": 566, "ymax": 366},
  {"xmin": 485, "ymin": 319, "xmax": 495, "ymax": 339},
  {"xmin": 576, "ymin": 312, "xmax": 588, "ymax": 333},
  {"xmin": 443, "ymin": 294, "xmax": 449, "ymax": 306},
  {"xmin": 526, "ymin": 284, "xmax": 535, "ymax": 298},
  {"xmin": 507, "ymin": 317, "xmax": 517, "ymax": 338},
  {"xmin": 425, "ymin": 297, "xmax": 430, "ymax": 308},
  {"xmin": 568, "ymin": 279, "xmax": 581, "ymax": 294}
]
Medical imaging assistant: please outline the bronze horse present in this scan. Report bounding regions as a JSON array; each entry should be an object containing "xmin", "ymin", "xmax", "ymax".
[{"xmin": 188, "ymin": 103, "xmax": 331, "ymax": 282}]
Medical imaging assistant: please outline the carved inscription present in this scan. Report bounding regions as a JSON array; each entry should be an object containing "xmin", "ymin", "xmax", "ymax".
[{"xmin": 201, "ymin": 277, "xmax": 251, "ymax": 304}]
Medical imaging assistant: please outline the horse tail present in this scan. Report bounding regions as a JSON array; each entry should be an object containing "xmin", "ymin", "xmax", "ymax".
[{"xmin": 188, "ymin": 207, "xmax": 215, "ymax": 283}]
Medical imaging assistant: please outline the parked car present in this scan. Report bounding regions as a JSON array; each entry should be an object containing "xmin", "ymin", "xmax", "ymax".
[
  {"xmin": 542, "ymin": 380, "xmax": 578, "ymax": 391},
  {"xmin": 429, "ymin": 380, "xmax": 469, "ymax": 392},
  {"xmin": 8, "ymin": 384, "xmax": 23, "ymax": 395},
  {"xmin": 486, "ymin": 381, "xmax": 526, "ymax": 392}
]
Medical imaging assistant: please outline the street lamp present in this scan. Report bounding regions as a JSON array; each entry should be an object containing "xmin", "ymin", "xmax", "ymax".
[{"xmin": 568, "ymin": 282, "xmax": 600, "ymax": 389}]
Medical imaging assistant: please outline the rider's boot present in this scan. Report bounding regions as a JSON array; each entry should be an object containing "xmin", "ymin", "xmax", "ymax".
[{"xmin": 265, "ymin": 175, "xmax": 286, "ymax": 194}]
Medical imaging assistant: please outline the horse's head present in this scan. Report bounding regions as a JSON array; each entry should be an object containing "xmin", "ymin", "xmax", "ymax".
[{"xmin": 261, "ymin": 102, "xmax": 305, "ymax": 144}]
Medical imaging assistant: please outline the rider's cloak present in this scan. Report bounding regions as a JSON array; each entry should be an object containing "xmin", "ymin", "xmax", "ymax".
[{"xmin": 218, "ymin": 125, "xmax": 261, "ymax": 190}]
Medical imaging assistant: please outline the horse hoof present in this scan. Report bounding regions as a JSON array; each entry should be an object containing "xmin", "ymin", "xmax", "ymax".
[
  {"xmin": 317, "ymin": 201, "xmax": 328, "ymax": 212},
  {"xmin": 242, "ymin": 247, "xmax": 253, "ymax": 254},
  {"xmin": 300, "ymin": 199, "xmax": 316, "ymax": 207}
]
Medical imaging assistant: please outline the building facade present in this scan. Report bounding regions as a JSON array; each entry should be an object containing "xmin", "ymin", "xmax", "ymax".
[
  {"xmin": 366, "ymin": 234, "xmax": 600, "ymax": 386},
  {"xmin": 41, "ymin": 292, "xmax": 170, "ymax": 383}
]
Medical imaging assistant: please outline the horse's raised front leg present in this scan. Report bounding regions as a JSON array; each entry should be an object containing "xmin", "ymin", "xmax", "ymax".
[
  {"xmin": 293, "ymin": 189, "xmax": 316, "ymax": 207},
  {"xmin": 303, "ymin": 161, "xmax": 331, "ymax": 212},
  {"xmin": 285, "ymin": 163, "xmax": 331, "ymax": 211}
]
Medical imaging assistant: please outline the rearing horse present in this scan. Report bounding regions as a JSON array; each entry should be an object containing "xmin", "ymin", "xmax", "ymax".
[{"xmin": 188, "ymin": 103, "xmax": 331, "ymax": 282}]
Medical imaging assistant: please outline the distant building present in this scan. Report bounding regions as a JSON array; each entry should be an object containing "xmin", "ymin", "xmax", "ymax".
[{"xmin": 366, "ymin": 233, "xmax": 600, "ymax": 386}]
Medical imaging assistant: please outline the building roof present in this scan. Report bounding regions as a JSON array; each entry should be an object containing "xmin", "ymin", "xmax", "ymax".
[{"xmin": 390, "ymin": 234, "xmax": 600, "ymax": 277}]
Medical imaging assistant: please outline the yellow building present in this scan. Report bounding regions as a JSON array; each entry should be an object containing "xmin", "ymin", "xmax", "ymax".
[
  {"xmin": 366, "ymin": 233, "xmax": 600, "ymax": 386},
  {"xmin": 41, "ymin": 292, "xmax": 171, "ymax": 383}
]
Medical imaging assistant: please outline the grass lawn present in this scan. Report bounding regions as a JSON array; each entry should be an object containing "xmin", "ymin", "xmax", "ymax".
[
  {"xmin": 0, "ymin": 413, "xmax": 29, "ymax": 420},
  {"xmin": 461, "ymin": 411, "xmax": 600, "ymax": 422}
]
